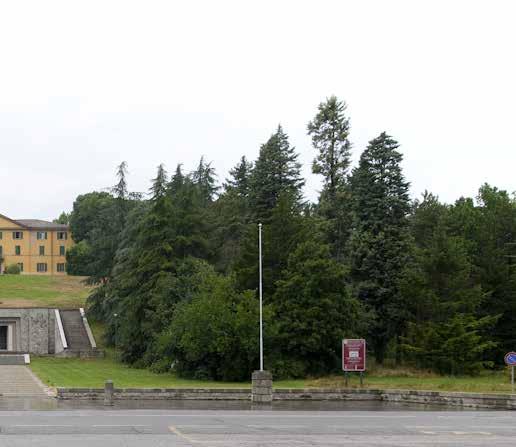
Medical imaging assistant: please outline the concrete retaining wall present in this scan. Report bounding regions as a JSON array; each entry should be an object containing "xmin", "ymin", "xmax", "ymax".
[
  {"xmin": 56, "ymin": 386, "xmax": 516, "ymax": 409},
  {"xmin": 0, "ymin": 308, "xmax": 55, "ymax": 354}
]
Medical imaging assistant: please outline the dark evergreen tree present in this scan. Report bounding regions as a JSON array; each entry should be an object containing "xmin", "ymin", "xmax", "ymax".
[
  {"xmin": 308, "ymin": 96, "xmax": 351, "ymax": 198},
  {"xmin": 348, "ymin": 132, "xmax": 411, "ymax": 363},
  {"xmin": 224, "ymin": 156, "xmax": 253, "ymax": 199},
  {"xmin": 308, "ymin": 96, "xmax": 353, "ymax": 261},
  {"xmin": 235, "ymin": 193, "xmax": 307, "ymax": 297},
  {"xmin": 273, "ymin": 238, "xmax": 362, "ymax": 377},
  {"xmin": 213, "ymin": 157, "xmax": 254, "ymax": 273},
  {"xmin": 449, "ymin": 184, "xmax": 516, "ymax": 362},
  {"xmin": 249, "ymin": 125, "xmax": 304, "ymax": 221},
  {"xmin": 192, "ymin": 156, "xmax": 219, "ymax": 205},
  {"xmin": 400, "ymin": 194, "xmax": 497, "ymax": 374}
]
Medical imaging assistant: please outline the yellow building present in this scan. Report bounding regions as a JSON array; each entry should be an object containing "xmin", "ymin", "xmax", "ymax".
[{"xmin": 0, "ymin": 213, "xmax": 73, "ymax": 275}]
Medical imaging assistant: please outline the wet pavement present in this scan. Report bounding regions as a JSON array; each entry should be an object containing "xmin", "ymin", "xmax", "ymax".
[
  {"xmin": 0, "ymin": 407, "xmax": 513, "ymax": 446},
  {"xmin": 0, "ymin": 396, "xmax": 482, "ymax": 411}
]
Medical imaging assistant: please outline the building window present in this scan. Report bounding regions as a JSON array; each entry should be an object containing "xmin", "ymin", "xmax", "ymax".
[
  {"xmin": 36, "ymin": 263, "xmax": 48, "ymax": 273},
  {"xmin": 15, "ymin": 246, "xmax": 21, "ymax": 256},
  {"xmin": 57, "ymin": 231, "xmax": 68, "ymax": 240},
  {"xmin": 57, "ymin": 263, "xmax": 66, "ymax": 273},
  {"xmin": 0, "ymin": 231, "xmax": 2, "ymax": 239},
  {"xmin": 39, "ymin": 246, "xmax": 45, "ymax": 256},
  {"xmin": 12, "ymin": 231, "xmax": 23, "ymax": 240},
  {"xmin": 59, "ymin": 246, "xmax": 66, "ymax": 256},
  {"xmin": 0, "ymin": 246, "xmax": 2, "ymax": 256},
  {"xmin": 37, "ymin": 231, "xmax": 48, "ymax": 240},
  {"xmin": 18, "ymin": 263, "xmax": 23, "ymax": 272}
]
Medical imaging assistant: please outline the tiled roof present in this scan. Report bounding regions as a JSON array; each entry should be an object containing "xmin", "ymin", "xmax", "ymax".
[{"xmin": 14, "ymin": 219, "xmax": 69, "ymax": 230}]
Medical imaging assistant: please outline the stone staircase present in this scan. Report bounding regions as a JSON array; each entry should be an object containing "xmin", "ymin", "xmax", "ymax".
[{"xmin": 60, "ymin": 309, "xmax": 93, "ymax": 352}]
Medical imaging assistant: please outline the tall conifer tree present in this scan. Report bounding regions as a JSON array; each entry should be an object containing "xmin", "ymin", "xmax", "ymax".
[
  {"xmin": 249, "ymin": 125, "xmax": 304, "ymax": 221},
  {"xmin": 308, "ymin": 96, "xmax": 353, "ymax": 260},
  {"xmin": 349, "ymin": 132, "xmax": 411, "ymax": 363}
]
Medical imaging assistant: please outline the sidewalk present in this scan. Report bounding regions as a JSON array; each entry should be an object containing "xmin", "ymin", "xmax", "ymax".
[{"xmin": 0, "ymin": 366, "xmax": 49, "ymax": 397}]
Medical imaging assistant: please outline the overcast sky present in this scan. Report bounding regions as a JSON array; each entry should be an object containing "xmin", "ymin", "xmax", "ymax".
[{"xmin": 1, "ymin": 0, "xmax": 515, "ymax": 220}]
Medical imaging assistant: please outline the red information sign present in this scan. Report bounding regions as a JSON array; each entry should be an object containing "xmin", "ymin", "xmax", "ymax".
[{"xmin": 342, "ymin": 339, "xmax": 366, "ymax": 372}]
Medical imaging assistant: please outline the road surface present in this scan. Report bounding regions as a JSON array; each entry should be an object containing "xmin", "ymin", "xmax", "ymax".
[{"xmin": 1, "ymin": 409, "xmax": 516, "ymax": 445}]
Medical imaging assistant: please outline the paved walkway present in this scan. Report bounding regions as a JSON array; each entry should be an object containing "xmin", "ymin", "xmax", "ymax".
[{"xmin": 0, "ymin": 366, "xmax": 48, "ymax": 397}]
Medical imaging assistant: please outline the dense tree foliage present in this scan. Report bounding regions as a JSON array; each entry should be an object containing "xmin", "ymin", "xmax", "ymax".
[
  {"xmin": 67, "ymin": 99, "xmax": 516, "ymax": 379},
  {"xmin": 348, "ymin": 132, "xmax": 412, "ymax": 363}
]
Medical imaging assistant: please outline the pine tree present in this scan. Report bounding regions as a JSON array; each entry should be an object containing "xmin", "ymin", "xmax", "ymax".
[
  {"xmin": 150, "ymin": 164, "xmax": 168, "ymax": 199},
  {"xmin": 449, "ymin": 184, "xmax": 516, "ymax": 362},
  {"xmin": 224, "ymin": 156, "xmax": 253, "ymax": 199},
  {"xmin": 213, "ymin": 157, "xmax": 254, "ymax": 272},
  {"xmin": 274, "ymin": 238, "xmax": 362, "ymax": 376},
  {"xmin": 249, "ymin": 125, "xmax": 304, "ymax": 221},
  {"xmin": 308, "ymin": 96, "xmax": 353, "ymax": 261},
  {"xmin": 112, "ymin": 161, "xmax": 129, "ymax": 200},
  {"xmin": 192, "ymin": 156, "xmax": 219, "ymax": 204},
  {"xmin": 349, "ymin": 132, "xmax": 411, "ymax": 363},
  {"xmin": 234, "ymin": 192, "xmax": 307, "ymax": 297},
  {"xmin": 308, "ymin": 96, "xmax": 351, "ymax": 199}
]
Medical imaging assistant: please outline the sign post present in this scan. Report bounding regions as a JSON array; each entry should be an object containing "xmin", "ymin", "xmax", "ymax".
[
  {"xmin": 504, "ymin": 352, "xmax": 516, "ymax": 393},
  {"xmin": 342, "ymin": 339, "xmax": 366, "ymax": 387}
]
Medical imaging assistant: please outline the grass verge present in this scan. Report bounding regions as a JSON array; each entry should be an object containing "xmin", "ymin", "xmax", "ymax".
[{"xmin": 29, "ymin": 356, "xmax": 514, "ymax": 393}]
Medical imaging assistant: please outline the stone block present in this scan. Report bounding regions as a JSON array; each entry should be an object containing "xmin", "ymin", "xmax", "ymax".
[
  {"xmin": 252, "ymin": 393, "xmax": 273, "ymax": 403},
  {"xmin": 252, "ymin": 370, "xmax": 272, "ymax": 380}
]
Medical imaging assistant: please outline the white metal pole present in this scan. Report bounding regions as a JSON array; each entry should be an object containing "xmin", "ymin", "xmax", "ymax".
[
  {"xmin": 259, "ymin": 223, "xmax": 263, "ymax": 371},
  {"xmin": 512, "ymin": 366, "xmax": 514, "ymax": 394}
]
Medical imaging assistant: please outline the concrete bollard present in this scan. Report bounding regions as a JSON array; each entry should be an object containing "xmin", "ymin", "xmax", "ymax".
[
  {"xmin": 104, "ymin": 380, "xmax": 114, "ymax": 406},
  {"xmin": 252, "ymin": 370, "xmax": 273, "ymax": 403}
]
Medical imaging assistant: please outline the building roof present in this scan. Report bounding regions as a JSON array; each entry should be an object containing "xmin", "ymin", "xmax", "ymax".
[
  {"xmin": 0, "ymin": 213, "xmax": 69, "ymax": 231},
  {"xmin": 14, "ymin": 219, "xmax": 69, "ymax": 231}
]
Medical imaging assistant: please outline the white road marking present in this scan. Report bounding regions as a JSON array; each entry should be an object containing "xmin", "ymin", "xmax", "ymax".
[
  {"xmin": 169, "ymin": 425, "xmax": 209, "ymax": 445},
  {"xmin": 246, "ymin": 425, "xmax": 306, "ymax": 429},
  {"xmin": 91, "ymin": 425, "xmax": 150, "ymax": 427}
]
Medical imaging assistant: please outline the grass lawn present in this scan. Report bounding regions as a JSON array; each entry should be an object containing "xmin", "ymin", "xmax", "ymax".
[
  {"xmin": 30, "ymin": 356, "xmax": 254, "ymax": 389},
  {"xmin": 304, "ymin": 370, "xmax": 515, "ymax": 394},
  {"xmin": 29, "ymin": 355, "xmax": 515, "ymax": 393},
  {"xmin": 0, "ymin": 275, "xmax": 90, "ymax": 308}
]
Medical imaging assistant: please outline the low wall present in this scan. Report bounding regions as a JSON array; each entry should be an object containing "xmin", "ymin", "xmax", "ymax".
[
  {"xmin": 56, "ymin": 386, "xmax": 516, "ymax": 409},
  {"xmin": 275, "ymin": 388, "xmax": 516, "ymax": 409},
  {"xmin": 57, "ymin": 388, "xmax": 251, "ymax": 401},
  {"xmin": 54, "ymin": 350, "xmax": 105, "ymax": 359}
]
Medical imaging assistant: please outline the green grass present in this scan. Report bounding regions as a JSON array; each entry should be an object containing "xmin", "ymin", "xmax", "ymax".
[
  {"xmin": 0, "ymin": 275, "xmax": 90, "ymax": 308},
  {"xmin": 29, "ymin": 355, "xmax": 515, "ymax": 393},
  {"xmin": 302, "ymin": 370, "xmax": 515, "ymax": 394},
  {"xmin": 30, "ymin": 356, "xmax": 252, "ymax": 389}
]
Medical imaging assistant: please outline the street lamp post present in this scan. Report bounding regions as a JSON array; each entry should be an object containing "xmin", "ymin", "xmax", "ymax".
[
  {"xmin": 258, "ymin": 223, "xmax": 263, "ymax": 371},
  {"xmin": 251, "ymin": 223, "xmax": 272, "ymax": 404},
  {"xmin": 113, "ymin": 313, "xmax": 118, "ymax": 359}
]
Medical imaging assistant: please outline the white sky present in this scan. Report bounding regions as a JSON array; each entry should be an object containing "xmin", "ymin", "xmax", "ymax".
[{"xmin": 1, "ymin": 0, "xmax": 515, "ymax": 220}]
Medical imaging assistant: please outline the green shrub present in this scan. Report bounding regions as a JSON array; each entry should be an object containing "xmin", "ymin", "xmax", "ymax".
[
  {"xmin": 156, "ymin": 264, "xmax": 265, "ymax": 381},
  {"xmin": 5, "ymin": 264, "xmax": 21, "ymax": 275}
]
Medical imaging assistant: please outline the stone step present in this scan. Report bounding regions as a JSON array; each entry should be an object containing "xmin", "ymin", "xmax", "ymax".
[{"xmin": 0, "ymin": 354, "xmax": 28, "ymax": 365}]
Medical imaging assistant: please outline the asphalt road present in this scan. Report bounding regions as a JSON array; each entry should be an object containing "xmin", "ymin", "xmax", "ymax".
[{"xmin": 1, "ymin": 409, "xmax": 516, "ymax": 446}]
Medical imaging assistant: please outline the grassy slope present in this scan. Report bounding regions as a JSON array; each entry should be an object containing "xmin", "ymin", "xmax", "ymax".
[{"xmin": 0, "ymin": 275, "xmax": 90, "ymax": 308}]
